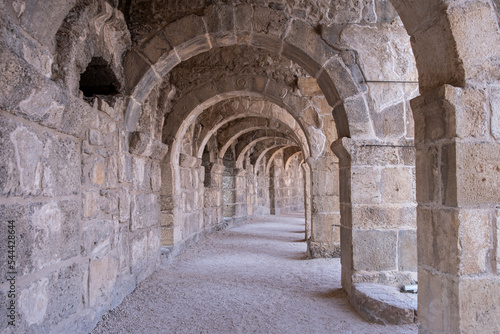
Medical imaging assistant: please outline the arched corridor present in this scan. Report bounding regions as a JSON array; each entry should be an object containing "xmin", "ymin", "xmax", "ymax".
[
  {"xmin": 92, "ymin": 213, "xmax": 417, "ymax": 334},
  {"xmin": 1, "ymin": 0, "xmax": 500, "ymax": 333}
]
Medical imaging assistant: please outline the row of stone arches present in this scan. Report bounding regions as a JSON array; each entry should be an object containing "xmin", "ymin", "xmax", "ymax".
[{"xmin": 2, "ymin": 0, "xmax": 500, "ymax": 333}]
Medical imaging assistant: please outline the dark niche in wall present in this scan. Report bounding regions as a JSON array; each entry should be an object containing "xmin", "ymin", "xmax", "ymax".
[{"xmin": 79, "ymin": 57, "xmax": 120, "ymax": 98}]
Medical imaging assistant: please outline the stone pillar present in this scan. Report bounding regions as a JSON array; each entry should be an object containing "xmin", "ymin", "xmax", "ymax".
[
  {"xmin": 246, "ymin": 164, "xmax": 257, "ymax": 216},
  {"xmin": 269, "ymin": 163, "xmax": 279, "ymax": 215},
  {"xmin": 302, "ymin": 163, "xmax": 312, "ymax": 240},
  {"xmin": 306, "ymin": 155, "xmax": 341, "ymax": 258},
  {"xmin": 222, "ymin": 168, "xmax": 236, "ymax": 219},
  {"xmin": 203, "ymin": 162, "xmax": 225, "ymax": 230},
  {"xmin": 332, "ymin": 138, "xmax": 417, "ymax": 294},
  {"xmin": 411, "ymin": 85, "xmax": 500, "ymax": 333},
  {"xmin": 234, "ymin": 168, "xmax": 248, "ymax": 221}
]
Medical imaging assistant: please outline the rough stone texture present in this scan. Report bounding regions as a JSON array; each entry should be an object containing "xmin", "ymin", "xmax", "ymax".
[
  {"xmin": 2, "ymin": 0, "xmax": 500, "ymax": 333},
  {"xmin": 351, "ymin": 283, "xmax": 417, "ymax": 325}
]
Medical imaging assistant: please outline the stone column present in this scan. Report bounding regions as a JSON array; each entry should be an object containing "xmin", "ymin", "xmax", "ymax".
[
  {"xmin": 411, "ymin": 85, "xmax": 500, "ymax": 333},
  {"xmin": 203, "ymin": 162, "xmax": 225, "ymax": 230},
  {"xmin": 234, "ymin": 168, "xmax": 248, "ymax": 221},
  {"xmin": 222, "ymin": 167, "xmax": 236, "ymax": 219},
  {"xmin": 269, "ymin": 163, "xmax": 279, "ymax": 215},
  {"xmin": 302, "ymin": 163, "xmax": 312, "ymax": 240},
  {"xmin": 306, "ymin": 155, "xmax": 341, "ymax": 258},
  {"xmin": 332, "ymin": 138, "xmax": 417, "ymax": 294}
]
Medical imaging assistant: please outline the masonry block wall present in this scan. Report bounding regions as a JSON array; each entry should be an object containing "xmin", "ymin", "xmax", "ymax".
[{"xmin": 3, "ymin": 0, "xmax": 500, "ymax": 333}]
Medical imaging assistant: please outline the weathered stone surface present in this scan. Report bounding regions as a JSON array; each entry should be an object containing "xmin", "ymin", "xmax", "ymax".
[
  {"xmin": 351, "ymin": 283, "xmax": 417, "ymax": 325},
  {"xmin": 82, "ymin": 220, "xmax": 116, "ymax": 259},
  {"xmin": 131, "ymin": 194, "xmax": 160, "ymax": 231},
  {"xmin": 398, "ymin": 229, "xmax": 417, "ymax": 272},
  {"xmin": 453, "ymin": 142, "xmax": 500, "ymax": 205},
  {"xmin": 283, "ymin": 20, "xmax": 336, "ymax": 75},
  {"xmin": 0, "ymin": 116, "xmax": 43, "ymax": 197},
  {"xmin": 353, "ymin": 230, "xmax": 397, "ymax": 271},
  {"xmin": 458, "ymin": 278, "xmax": 500, "ymax": 334},
  {"xmin": 42, "ymin": 133, "xmax": 80, "ymax": 197},
  {"xmin": 458, "ymin": 210, "xmax": 491, "ymax": 275},
  {"xmin": 417, "ymin": 208, "xmax": 460, "ymax": 274},
  {"xmin": 89, "ymin": 254, "xmax": 119, "ymax": 308},
  {"xmin": 381, "ymin": 167, "xmax": 414, "ymax": 204},
  {"xmin": 352, "ymin": 205, "xmax": 416, "ymax": 230},
  {"xmin": 18, "ymin": 263, "xmax": 84, "ymax": 334},
  {"xmin": 0, "ymin": 201, "xmax": 79, "ymax": 280}
]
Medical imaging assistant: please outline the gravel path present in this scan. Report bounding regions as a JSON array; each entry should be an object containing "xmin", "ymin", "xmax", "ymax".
[{"xmin": 92, "ymin": 213, "xmax": 417, "ymax": 334}]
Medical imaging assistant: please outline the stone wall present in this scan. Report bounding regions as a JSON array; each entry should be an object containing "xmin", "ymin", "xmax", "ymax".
[
  {"xmin": 0, "ymin": 2, "xmax": 164, "ymax": 332},
  {"xmin": 269, "ymin": 152, "xmax": 304, "ymax": 214}
]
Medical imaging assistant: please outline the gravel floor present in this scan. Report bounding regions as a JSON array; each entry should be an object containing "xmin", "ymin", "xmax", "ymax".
[{"xmin": 91, "ymin": 213, "xmax": 417, "ymax": 334}]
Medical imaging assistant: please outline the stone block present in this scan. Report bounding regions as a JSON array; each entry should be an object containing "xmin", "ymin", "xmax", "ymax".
[
  {"xmin": 83, "ymin": 190, "xmax": 101, "ymax": 219},
  {"xmin": 352, "ymin": 205, "xmax": 416, "ymax": 229},
  {"xmin": 0, "ymin": 116, "xmax": 43, "ymax": 197},
  {"xmin": 311, "ymin": 212, "xmax": 338, "ymax": 243},
  {"xmin": 118, "ymin": 190, "xmax": 131, "ymax": 222},
  {"xmin": 251, "ymin": 33, "xmax": 282, "ymax": 53},
  {"xmin": 129, "ymin": 131, "xmax": 151, "ymax": 156},
  {"xmin": 89, "ymin": 129, "xmax": 103, "ymax": 146},
  {"xmin": 132, "ymin": 156, "xmax": 151, "ymax": 191},
  {"xmin": 283, "ymin": 20, "xmax": 336, "ymax": 76},
  {"xmin": 81, "ymin": 219, "xmax": 115, "ymax": 259},
  {"xmin": 350, "ymin": 166, "xmax": 381, "ymax": 204},
  {"xmin": 150, "ymin": 140, "xmax": 169, "ymax": 160},
  {"xmin": 398, "ymin": 229, "xmax": 417, "ymax": 272},
  {"xmin": 252, "ymin": 6, "xmax": 288, "ymax": 38},
  {"xmin": 161, "ymin": 213, "xmax": 174, "ymax": 227},
  {"xmin": 115, "ymin": 224, "xmax": 130, "ymax": 274},
  {"xmin": 90, "ymin": 157, "xmax": 106, "ymax": 187},
  {"xmin": 453, "ymin": 87, "xmax": 488, "ymax": 139},
  {"xmin": 151, "ymin": 161, "xmax": 161, "ymax": 192},
  {"xmin": 321, "ymin": 56, "xmax": 360, "ymax": 100},
  {"xmin": 18, "ymin": 266, "xmax": 81, "ymax": 332},
  {"xmin": 342, "ymin": 94, "xmax": 373, "ymax": 137},
  {"xmin": 415, "ymin": 145, "xmax": 439, "ymax": 204},
  {"xmin": 139, "ymin": 31, "xmax": 172, "ymax": 65},
  {"xmin": 458, "ymin": 278, "xmax": 500, "ymax": 333},
  {"xmin": 119, "ymin": 153, "xmax": 132, "ymax": 183},
  {"xmin": 312, "ymin": 195, "xmax": 339, "ymax": 213},
  {"xmin": 204, "ymin": 4, "xmax": 234, "ymax": 33},
  {"xmin": 417, "ymin": 208, "xmax": 460, "ymax": 275},
  {"xmin": 298, "ymin": 77, "xmax": 322, "ymax": 96},
  {"xmin": 161, "ymin": 226, "xmax": 174, "ymax": 246},
  {"xmin": 447, "ymin": 1, "xmax": 500, "ymax": 88},
  {"xmin": 180, "ymin": 168, "xmax": 194, "ymax": 190},
  {"xmin": 372, "ymin": 102, "xmax": 406, "ymax": 139},
  {"xmin": 42, "ymin": 136, "xmax": 81, "ymax": 197},
  {"xmin": 234, "ymin": 4, "xmax": 253, "ymax": 33},
  {"xmin": 459, "ymin": 210, "xmax": 491, "ymax": 275},
  {"xmin": 164, "ymin": 14, "xmax": 206, "ymax": 46},
  {"xmin": 454, "ymin": 142, "xmax": 500, "ymax": 206},
  {"xmin": 0, "ymin": 201, "xmax": 79, "ymax": 281},
  {"xmin": 131, "ymin": 231, "xmax": 148, "ymax": 271},
  {"xmin": 89, "ymin": 254, "xmax": 119, "ymax": 308},
  {"xmin": 124, "ymin": 50, "xmax": 154, "ymax": 96},
  {"xmin": 311, "ymin": 169, "xmax": 339, "ymax": 196},
  {"xmin": 131, "ymin": 194, "xmax": 160, "ymax": 231},
  {"xmin": 418, "ymin": 269, "xmax": 459, "ymax": 334},
  {"xmin": 351, "ymin": 283, "xmax": 417, "ymax": 325},
  {"xmin": 107, "ymin": 155, "xmax": 119, "ymax": 189},
  {"xmin": 352, "ymin": 230, "xmax": 397, "ymax": 271},
  {"xmin": 381, "ymin": 167, "xmax": 414, "ymax": 204}
]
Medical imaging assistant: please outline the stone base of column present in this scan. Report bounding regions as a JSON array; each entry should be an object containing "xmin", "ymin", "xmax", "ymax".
[{"xmin": 307, "ymin": 239, "xmax": 340, "ymax": 258}]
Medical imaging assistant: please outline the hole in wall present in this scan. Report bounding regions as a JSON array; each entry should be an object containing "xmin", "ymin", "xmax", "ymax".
[{"xmin": 79, "ymin": 57, "xmax": 120, "ymax": 98}]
